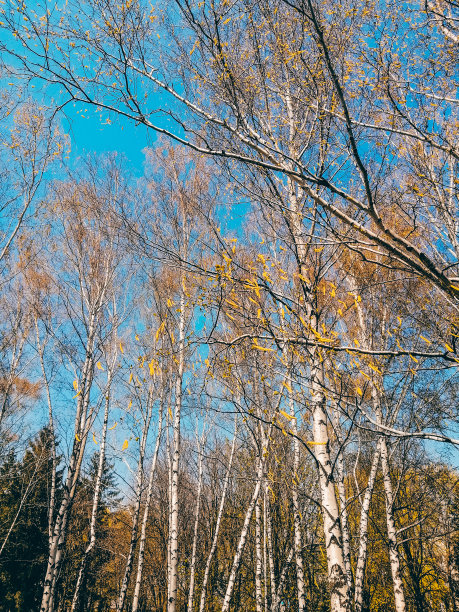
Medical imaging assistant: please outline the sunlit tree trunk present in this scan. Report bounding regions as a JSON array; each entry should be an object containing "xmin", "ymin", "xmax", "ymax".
[
  {"xmin": 255, "ymin": 500, "xmax": 264, "ymax": 612},
  {"xmin": 221, "ymin": 458, "xmax": 265, "ymax": 612},
  {"xmin": 117, "ymin": 387, "xmax": 155, "ymax": 612},
  {"xmin": 287, "ymin": 381, "xmax": 306, "ymax": 612},
  {"xmin": 264, "ymin": 484, "xmax": 277, "ymax": 607},
  {"xmin": 131, "ymin": 399, "xmax": 163, "ymax": 612},
  {"xmin": 380, "ymin": 438, "xmax": 406, "ymax": 612},
  {"xmin": 198, "ymin": 422, "xmax": 236, "ymax": 612},
  {"xmin": 187, "ymin": 427, "xmax": 204, "ymax": 611},
  {"xmin": 168, "ymin": 289, "xmax": 186, "ymax": 612},
  {"xmin": 71, "ymin": 360, "xmax": 115, "ymax": 612},
  {"xmin": 354, "ymin": 446, "xmax": 380, "ymax": 612}
]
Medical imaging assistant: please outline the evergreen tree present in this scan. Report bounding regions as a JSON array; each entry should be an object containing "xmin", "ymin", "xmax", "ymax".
[{"xmin": 0, "ymin": 427, "xmax": 61, "ymax": 611}]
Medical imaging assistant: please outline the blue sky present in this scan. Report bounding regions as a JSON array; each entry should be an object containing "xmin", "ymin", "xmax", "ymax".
[{"xmin": 61, "ymin": 101, "xmax": 156, "ymax": 173}]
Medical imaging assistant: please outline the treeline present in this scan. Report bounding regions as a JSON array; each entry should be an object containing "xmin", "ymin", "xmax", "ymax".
[{"xmin": 0, "ymin": 0, "xmax": 458, "ymax": 611}]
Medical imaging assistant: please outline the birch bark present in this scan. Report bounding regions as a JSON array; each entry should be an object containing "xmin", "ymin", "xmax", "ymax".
[
  {"xmin": 255, "ymin": 500, "xmax": 264, "ymax": 612},
  {"xmin": 198, "ymin": 421, "xmax": 237, "ymax": 612},
  {"xmin": 354, "ymin": 446, "xmax": 380, "ymax": 612},
  {"xmin": 117, "ymin": 387, "xmax": 155, "ymax": 612},
  {"xmin": 186, "ymin": 427, "xmax": 205, "ymax": 611},
  {"xmin": 131, "ymin": 399, "xmax": 163, "ymax": 612},
  {"xmin": 168, "ymin": 289, "xmax": 186, "ymax": 612},
  {"xmin": 71, "ymin": 360, "xmax": 114, "ymax": 612}
]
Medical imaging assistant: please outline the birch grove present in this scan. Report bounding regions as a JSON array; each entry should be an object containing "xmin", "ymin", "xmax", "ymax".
[{"xmin": 0, "ymin": 0, "xmax": 458, "ymax": 610}]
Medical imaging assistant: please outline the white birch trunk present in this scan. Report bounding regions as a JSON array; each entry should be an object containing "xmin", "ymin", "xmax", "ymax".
[
  {"xmin": 186, "ymin": 430, "xmax": 204, "ymax": 611},
  {"xmin": 273, "ymin": 545, "xmax": 294, "ymax": 612},
  {"xmin": 264, "ymin": 485, "xmax": 277, "ymax": 607},
  {"xmin": 336, "ymin": 441, "xmax": 353, "ymax": 595},
  {"xmin": 263, "ymin": 502, "xmax": 268, "ymax": 612},
  {"xmin": 354, "ymin": 445, "xmax": 381, "ymax": 612},
  {"xmin": 287, "ymin": 384, "xmax": 306, "ymax": 612},
  {"xmin": 117, "ymin": 388, "xmax": 155, "ymax": 612},
  {"xmin": 71, "ymin": 361, "xmax": 114, "ymax": 612},
  {"xmin": 221, "ymin": 458, "xmax": 265, "ymax": 612},
  {"xmin": 168, "ymin": 289, "xmax": 186, "ymax": 612},
  {"xmin": 380, "ymin": 437, "xmax": 406, "ymax": 612},
  {"xmin": 131, "ymin": 401, "xmax": 163, "ymax": 612},
  {"xmin": 198, "ymin": 422, "xmax": 237, "ymax": 612},
  {"xmin": 255, "ymin": 500, "xmax": 264, "ymax": 612}
]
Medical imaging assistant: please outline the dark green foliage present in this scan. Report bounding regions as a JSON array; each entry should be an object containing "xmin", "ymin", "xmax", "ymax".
[{"xmin": 0, "ymin": 427, "xmax": 61, "ymax": 612}]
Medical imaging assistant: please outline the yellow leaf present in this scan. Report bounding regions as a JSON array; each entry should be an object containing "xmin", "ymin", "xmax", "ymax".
[
  {"xmin": 73, "ymin": 379, "xmax": 78, "ymax": 390},
  {"xmin": 420, "ymin": 335, "xmax": 431, "ymax": 344},
  {"xmin": 356, "ymin": 387, "xmax": 363, "ymax": 396},
  {"xmin": 445, "ymin": 343, "xmax": 454, "ymax": 352},
  {"xmin": 119, "ymin": 342, "xmax": 124, "ymax": 354},
  {"xmin": 73, "ymin": 389, "xmax": 81, "ymax": 399},
  {"xmin": 282, "ymin": 381, "xmax": 292, "ymax": 393},
  {"xmin": 135, "ymin": 334, "xmax": 139, "ymax": 341},
  {"xmin": 306, "ymin": 440, "xmax": 327, "ymax": 445},
  {"xmin": 252, "ymin": 342, "xmax": 274, "ymax": 352},
  {"xmin": 92, "ymin": 433, "xmax": 98, "ymax": 445},
  {"xmin": 225, "ymin": 298, "xmax": 239, "ymax": 309},
  {"xmin": 368, "ymin": 363, "xmax": 382, "ymax": 375},
  {"xmin": 156, "ymin": 320, "xmax": 166, "ymax": 341},
  {"xmin": 129, "ymin": 372, "xmax": 133, "ymax": 383},
  {"xmin": 168, "ymin": 405, "xmax": 173, "ymax": 420},
  {"xmin": 279, "ymin": 409, "xmax": 294, "ymax": 420},
  {"xmin": 409, "ymin": 354, "xmax": 418, "ymax": 363},
  {"xmin": 121, "ymin": 439, "xmax": 128, "ymax": 451},
  {"xmin": 109, "ymin": 421, "xmax": 118, "ymax": 430},
  {"xmin": 96, "ymin": 361, "xmax": 104, "ymax": 370},
  {"xmin": 75, "ymin": 434, "xmax": 81, "ymax": 442}
]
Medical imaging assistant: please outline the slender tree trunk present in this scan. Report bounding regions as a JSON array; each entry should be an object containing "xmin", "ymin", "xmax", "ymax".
[
  {"xmin": 264, "ymin": 484, "xmax": 277, "ymax": 608},
  {"xmin": 273, "ymin": 545, "xmax": 294, "ymax": 612},
  {"xmin": 221, "ymin": 458, "xmax": 265, "ymax": 612},
  {"xmin": 187, "ymin": 430, "xmax": 204, "ymax": 611},
  {"xmin": 117, "ymin": 388, "xmax": 155, "ymax": 612},
  {"xmin": 337, "ymin": 448, "xmax": 353, "ymax": 595},
  {"xmin": 255, "ymin": 500, "xmax": 264, "ymax": 612},
  {"xmin": 131, "ymin": 401, "xmax": 163, "ymax": 612},
  {"xmin": 71, "ymin": 365, "xmax": 114, "ymax": 612},
  {"xmin": 354, "ymin": 445, "xmax": 380, "ymax": 612},
  {"xmin": 380, "ymin": 437, "xmax": 406, "ymax": 612},
  {"xmin": 287, "ymin": 383, "xmax": 306, "ymax": 612},
  {"xmin": 198, "ymin": 422, "xmax": 237, "ymax": 612},
  {"xmin": 263, "ymin": 502, "xmax": 268, "ymax": 612},
  {"xmin": 168, "ymin": 289, "xmax": 186, "ymax": 612}
]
